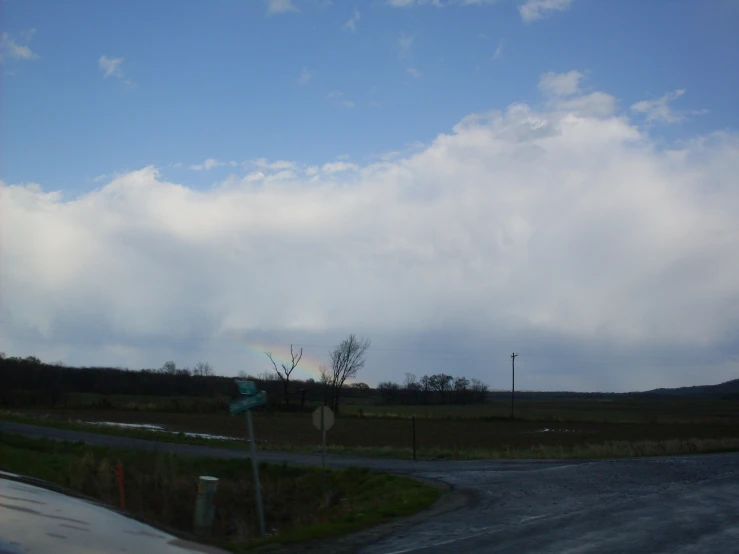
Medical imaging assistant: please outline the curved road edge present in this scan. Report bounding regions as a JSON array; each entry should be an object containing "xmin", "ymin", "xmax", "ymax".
[{"xmin": 0, "ymin": 420, "xmax": 588, "ymax": 473}]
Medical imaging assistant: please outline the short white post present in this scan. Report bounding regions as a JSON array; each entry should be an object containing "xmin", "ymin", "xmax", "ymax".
[{"xmin": 193, "ymin": 476, "xmax": 219, "ymax": 536}]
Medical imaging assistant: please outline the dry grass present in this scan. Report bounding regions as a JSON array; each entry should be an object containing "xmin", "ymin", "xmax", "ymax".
[{"xmin": 5, "ymin": 400, "xmax": 739, "ymax": 462}]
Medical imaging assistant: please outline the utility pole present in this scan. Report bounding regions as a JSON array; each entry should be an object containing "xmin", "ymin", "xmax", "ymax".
[{"xmin": 511, "ymin": 352, "xmax": 518, "ymax": 419}]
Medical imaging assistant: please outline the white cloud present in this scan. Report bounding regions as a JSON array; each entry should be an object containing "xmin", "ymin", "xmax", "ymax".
[
  {"xmin": 553, "ymin": 91, "xmax": 617, "ymax": 118},
  {"xmin": 387, "ymin": 0, "xmax": 497, "ymax": 6},
  {"xmin": 3, "ymin": 73, "xmax": 739, "ymax": 391},
  {"xmin": 539, "ymin": 70, "xmax": 583, "ymax": 97},
  {"xmin": 407, "ymin": 67, "xmax": 422, "ymax": 78},
  {"xmin": 99, "ymin": 55, "xmax": 136, "ymax": 88},
  {"xmin": 99, "ymin": 56, "xmax": 125, "ymax": 78},
  {"xmin": 298, "ymin": 67, "xmax": 312, "ymax": 85},
  {"xmin": 321, "ymin": 161, "xmax": 360, "ymax": 173},
  {"xmin": 249, "ymin": 158, "xmax": 296, "ymax": 171},
  {"xmin": 493, "ymin": 42, "xmax": 503, "ymax": 60},
  {"xmin": 398, "ymin": 33, "xmax": 413, "ymax": 58},
  {"xmin": 537, "ymin": 72, "xmax": 617, "ymax": 118},
  {"xmin": 520, "ymin": 0, "xmax": 573, "ymax": 22},
  {"xmin": 631, "ymin": 89, "xmax": 706, "ymax": 124},
  {"xmin": 0, "ymin": 32, "xmax": 40, "ymax": 63},
  {"xmin": 328, "ymin": 91, "xmax": 355, "ymax": 108},
  {"xmin": 190, "ymin": 159, "xmax": 226, "ymax": 171},
  {"xmin": 343, "ymin": 9, "xmax": 360, "ymax": 32},
  {"xmin": 267, "ymin": 0, "xmax": 299, "ymax": 14}
]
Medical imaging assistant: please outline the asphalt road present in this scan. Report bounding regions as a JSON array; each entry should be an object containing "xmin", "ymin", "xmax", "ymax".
[{"xmin": 3, "ymin": 421, "xmax": 739, "ymax": 553}]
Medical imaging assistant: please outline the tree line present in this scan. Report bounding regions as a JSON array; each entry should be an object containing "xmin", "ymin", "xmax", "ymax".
[
  {"xmin": 377, "ymin": 373, "xmax": 489, "ymax": 405},
  {"xmin": 1, "ymin": 337, "xmax": 493, "ymax": 411},
  {"xmin": 0, "ymin": 334, "xmax": 372, "ymax": 414}
]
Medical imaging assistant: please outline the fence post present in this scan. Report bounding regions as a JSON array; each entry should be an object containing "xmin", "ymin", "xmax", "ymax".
[
  {"xmin": 412, "ymin": 416, "xmax": 416, "ymax": 461},
  {"xmin": 115, "ymin": 462, "xmax": 126, "ymax": 509},
  {"xmin": 194, "ymin": 476, "xmax": 219, "ymax": 537}
]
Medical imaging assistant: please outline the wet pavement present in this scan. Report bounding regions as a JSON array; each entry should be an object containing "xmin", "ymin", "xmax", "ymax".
[{"xmin": 0, "ymin": 472, "xmax": 228, "ymax": 554}]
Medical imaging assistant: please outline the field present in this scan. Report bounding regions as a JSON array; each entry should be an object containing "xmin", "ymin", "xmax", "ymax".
[
  {"xmin": 0, "ymin": 432, "xmax": 440, "ymax": 551},
  {"xmin": 7, "ymin": 395, "xmax": 739, "ymax": 459}
]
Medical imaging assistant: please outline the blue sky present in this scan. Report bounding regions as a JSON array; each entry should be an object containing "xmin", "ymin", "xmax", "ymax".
[
  {"xmin": 3, "ymin": 0, "xmax": 737, "ymax": 194},
  {"xmin": 2, "ymin": 0, "xmax": 739, "ymax": 391}
]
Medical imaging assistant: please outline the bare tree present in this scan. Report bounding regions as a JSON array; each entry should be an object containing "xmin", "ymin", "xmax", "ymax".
[
  {"xmin": 454, "ymin": 376, "xmax": 470, "ymax": 404},
  {"xmin": 326, "ymin": 334, "xmax": 371, "ymax": 414},
  {"xmin": 265, "ymin": 345, "xmax": 303, "ymax": 407},
  {"xmin": 378, "ymin": 381, "xmax": 401, "ymax": 404},
  {"xmin": 193, "ymin": 362, "xmax": 214, "ymax": 377},
  {"xmin": 430, "ymin": 373, "xmax": 453, "ymax": 404},
  {"xmin": 420, "ymin": 375, "xmax": 432, "ymax": 404},
  {"xmin": 403, "ymin": 372, "xmax": 419, "ymax": 404},
  {"xmin": 161, "ymin": 361, "xmax": 177, "ymax": 374},
  {"xmin": 257, "ymin": 370, "xmax": 278, "ymax": 382},
  {"xmin": 470, "ymin": 378, "xmax": 489, "ymax": 404}
]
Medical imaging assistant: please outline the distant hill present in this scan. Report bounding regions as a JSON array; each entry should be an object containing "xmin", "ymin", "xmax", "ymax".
[
  {"xmin": 482, "ymin": 378, "xmax": 739, "ymax": 401},
  {"xmin": 640, "ymin": 378, "xmax": 739, "ymax": 399}
]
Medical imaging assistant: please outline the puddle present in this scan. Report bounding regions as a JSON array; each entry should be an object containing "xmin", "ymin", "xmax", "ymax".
[
  {"xmin": 531, "ymin": 428, "xmax": 580, "ymax": 433},
  {"xmin": 83, "ymin": 421, "xmax": 234, "ymax": 441},
  {"xmin": 87, "ymin": 422, "xmax": 164, "ymax": 431},
  {"xmin": 177, "ymin": 432, "xmax": 234, "ymax": 441}
]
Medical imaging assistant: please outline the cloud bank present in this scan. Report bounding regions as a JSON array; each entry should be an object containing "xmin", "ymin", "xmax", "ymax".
[{"xmin": 2, "ymin": 73, "xmax": 738, "ymax": 390}]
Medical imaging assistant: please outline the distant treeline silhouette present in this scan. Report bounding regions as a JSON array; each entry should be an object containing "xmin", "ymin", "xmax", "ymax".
[
  {"xmin": 2, "ymin": 354, "xmax": 737, "ymax": 410},
  {"xmin": 0, "ymin": 355, "xmax": 363, "ymax": 411},
  {"xmin": 376, "ymin": 373, "xmax": 489, "ymax": 405}
]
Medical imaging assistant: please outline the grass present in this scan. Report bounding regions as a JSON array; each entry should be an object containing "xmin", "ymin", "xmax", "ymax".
[
  {"xmin": 4, "ymin": 409, "xmax": 739, "ymax": 461},
  {"xmin": 0, "ymin": 410, "xmax": 251, "ymax": 450},
  {"xmin": 339, "ymin": 398, "xmax": 739, "ymax": 424},
  {"xmin": 0, "ymin": 432, "xmax": 441, "ymax": 551}
]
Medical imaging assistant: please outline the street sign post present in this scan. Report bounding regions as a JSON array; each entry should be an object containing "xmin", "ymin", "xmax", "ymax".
[
  {"xmin": 312, "ymin": 405, "xmax": 335, "ymax": 432},
  {"xmin": 312, "ymin": 406, "xmax": 334, "ymax": 494},
  {"xmin": 236, "ymin": 380, "xmax": 257, "ymax": 396},
  {"xmin": 228, "ymin": 391, "xmax": 267, "ymax": 415},
  {"xmin": 229, "ymin": 380, "xmax": 266, "ymax": 537}
]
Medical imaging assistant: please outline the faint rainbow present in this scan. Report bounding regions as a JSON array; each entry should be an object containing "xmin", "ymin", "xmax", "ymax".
[{"xmin": 236, "ymin": 340, "xmax": 327, "ymax": 381}]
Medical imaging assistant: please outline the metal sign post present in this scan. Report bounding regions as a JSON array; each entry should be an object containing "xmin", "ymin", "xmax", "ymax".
[
  {"xmin": 246, "ymin": 407, "xmax": 266, "ymax": 538},
  {"xmin": 230, "ymin": 381, "xmax": 267, "ymax": 538},
  {"xmin": 312, "ymin": 405, "xmax": 334, "ymax": 496}
]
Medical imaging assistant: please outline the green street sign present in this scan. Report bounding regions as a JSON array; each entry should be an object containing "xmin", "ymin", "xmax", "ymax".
[
  {"xmin": 229, "ymin": 391, "xmax": 266, "ymax": 415},
  {"xmin": 236, "ymin": 380, "xmax": 257, "ymax": 396}
]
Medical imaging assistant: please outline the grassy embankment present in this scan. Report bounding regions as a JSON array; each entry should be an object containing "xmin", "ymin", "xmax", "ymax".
[{"xmin": 0, "ymin": 432, "xmax": 440, "ymax": 551}]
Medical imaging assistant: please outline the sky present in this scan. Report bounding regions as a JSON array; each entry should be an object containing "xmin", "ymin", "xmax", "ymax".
[{"xmin": 1, "ymin": 0, "xmax": 738, "ymax": 392}]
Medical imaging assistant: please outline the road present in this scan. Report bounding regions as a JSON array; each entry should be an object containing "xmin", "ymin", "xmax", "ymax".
[{"xmin": 3, "ymin": 421, "xmax": 739, "ymax": 553}]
